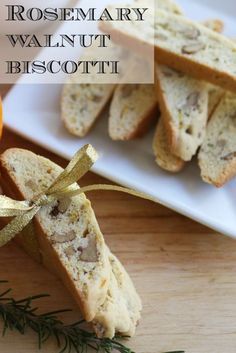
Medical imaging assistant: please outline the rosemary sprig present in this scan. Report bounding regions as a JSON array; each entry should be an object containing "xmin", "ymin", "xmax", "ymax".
[{"xmin": 0, "ymin": 281, "xmax": 184, "ymax": 353}]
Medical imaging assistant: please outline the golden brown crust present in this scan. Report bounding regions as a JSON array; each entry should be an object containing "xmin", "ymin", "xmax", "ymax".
[
  {"xmin": 131, "ymin": 103, "xmax": 159, "ymax": 139},
  {"xmin": 199, "ymin": 160, "xmax": 236, "ymax": 188},
  {"xmin": 153, "ymin": 119, "xmax": 185, "ymax": 173},
  {"xmin": 0, "ymin": 165, "xmax": 42, "ymax": 263},
  {"xmin": 113, "ymin": 103, "xmax": 159, "ymax": 141},
  {"xmin": 154, "ymin": 47, "xmax": 236, "ymax": 93},
  {"xmin": 208, "ymin": 88, "xmax": 225, "ymax": 120},
  {"xmin": 154, "ymin": 67, "xmax": 176, "ymax": 148}
]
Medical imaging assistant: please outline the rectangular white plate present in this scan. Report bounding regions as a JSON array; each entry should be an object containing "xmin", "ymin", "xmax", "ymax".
[{"xmin": 3, "ymin": 0, "xmax": 236, "ymax": 238}]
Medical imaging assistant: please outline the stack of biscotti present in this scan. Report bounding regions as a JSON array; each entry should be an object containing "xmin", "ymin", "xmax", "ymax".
[
  {"xmin": 61, "ymin": 0, "xmax": 236, "ymax": 187},
  {"xmin": 153, "ymin": 7, "xmax": 236, "ymax": 184},
  {"xmin": 153, "ymin": 84, "xmax": 224, "ymax": 173},
  {"xmin": 0, "ymin": 148, "xmax": 142, "ymax": 338},
  {"xmin": 99, "ymin": 0, "xmax": 236, "ymax": 186},
  {"xmin": 154, "ymin": 0, "xmax": 224, "ymax": 170}
]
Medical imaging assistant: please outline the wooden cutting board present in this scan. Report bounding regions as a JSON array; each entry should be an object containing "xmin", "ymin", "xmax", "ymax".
[{"xmin": 0, "ymin": 88, "xmax": 236, "ymax": 353}]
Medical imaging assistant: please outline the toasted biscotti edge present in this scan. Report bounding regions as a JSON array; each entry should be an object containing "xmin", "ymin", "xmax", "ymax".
[
  {"xmin": 153, "ymin": 117, "xmax": 185, "ymax": 172},
  {"xmin": 0, "ymin": 159, "xmax": 42, "ymax": 263},
  {"xmin": 109, "ymin": 84, "xmax": 158, "ymax": 140},
  {"xmin": 208, "ymin": 85, "xmax": 225, "ymax": 118},
  {"xmin": 153, "ymin": 0, "xmax": 185, "ymax": 169},
  {"xmin": 154, "ymin": 48, "xmax": 236, "ymax": 94},
  {"xmin": 155, "ymin": 64, "xmax": 209, "ymax": 161},
  {"xmin": 198, "ymin": 94, "xmax": 236, "ymax": 187},
  {"xmin": 154, "ymin": 66, "xmax": 181, "ymax": 156},
  {"xmin": 110, "ymin": 103, "xmax": 158, "ymax": 140}
]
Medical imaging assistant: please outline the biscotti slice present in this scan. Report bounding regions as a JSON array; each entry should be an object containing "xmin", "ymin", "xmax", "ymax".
[
  {"xmin": 208, "ymin": 84, "xmax": 225, "ymax": 118},
  {"xmin": 205, "ymin": 18, "xmax": 226, "ymax": 118},
  {"xmin": 61, "ymin": 45, "xmax": 116, "ymax": 137},
  {"xmin": 62, "ymin": 82, "xmax": 115, "ymax": 137},
  {"xmin": 198, "ymin": 93, "xmax": 236, "ymax": 187},
  {"xmin": 93, "ymin": 249, "xmax": 142, "ymax": 338},
  {"xmin": 154, "ymin": 0, "xmax": 185, "ymax": 171},
  {"xmin": 100, "ymin": 8, "xmax": 236, "ymax": 92},
  {"xmin": 109, "ymin": 81, "xmax": 158, "ymax": 140},
  {"xmin": 155, "ymin": 65, "xmax": 209, "ymax": 161},
  {"xmin": 153, "ymin": 117, "xmax": 185, "ymax": 172}
]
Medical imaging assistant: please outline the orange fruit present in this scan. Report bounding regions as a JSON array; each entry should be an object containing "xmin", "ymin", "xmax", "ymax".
[{"xmin": 0, "ymin": 97, "xmax": 3, "ymax": 139}]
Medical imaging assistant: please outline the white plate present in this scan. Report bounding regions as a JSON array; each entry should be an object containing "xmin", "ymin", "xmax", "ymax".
[{"xmin": 3, "ymin": 0, "xmax": 236, "ymax": 238}]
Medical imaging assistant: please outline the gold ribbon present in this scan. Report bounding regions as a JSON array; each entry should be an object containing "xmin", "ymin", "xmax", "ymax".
[{"xmin": 0, "ymin": 144, "xmax": 157, "ymax": 247}]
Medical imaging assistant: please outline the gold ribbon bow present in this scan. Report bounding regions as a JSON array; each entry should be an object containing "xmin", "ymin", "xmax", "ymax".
[{"xmin": 0, "ymin": 144, "xmax": 157, "ymax": 247}]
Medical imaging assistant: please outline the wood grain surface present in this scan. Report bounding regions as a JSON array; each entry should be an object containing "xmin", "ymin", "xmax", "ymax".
[{"xmin": 0, "ymin": 85, "xmax": 236, "ymax": 353}]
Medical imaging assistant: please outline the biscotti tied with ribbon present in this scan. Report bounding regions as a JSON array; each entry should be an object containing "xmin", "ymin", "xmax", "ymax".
[
  {"xmin": 100, "ymin": 7, "xmax": 236, "ymax": 92},
  {"xmin": 0, "ymin": 148, "xmax": 142, "ymax": 338}
]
